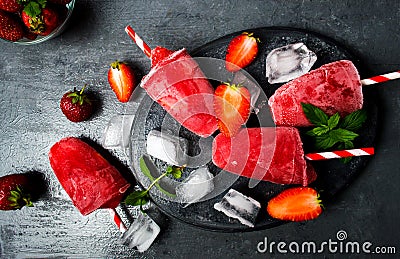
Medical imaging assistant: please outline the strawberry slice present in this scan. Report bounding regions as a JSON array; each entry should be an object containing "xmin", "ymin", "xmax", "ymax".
[
  {"xmin": 267, "ymin": 187, "xmax": 323, "ymax": 222},
  {"xmin": 151, "ymin": 46, "xmax": 174, "ymax": 67},
  {"xmin": 214, "ymin": 83, "xmax": 250, "ymax": 137},
  {"xmin": 108, "ymin": 60, "xmax": 136, "ymax": 103},
  {"xmin": 225, "ymin": 32, "xmax": 259, "ymax": 72}
]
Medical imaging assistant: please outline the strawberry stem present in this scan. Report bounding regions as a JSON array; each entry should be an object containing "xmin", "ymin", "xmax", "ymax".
[{"xmin": 8, "ymin": 186, "xmax": 33, "ymax": 209}]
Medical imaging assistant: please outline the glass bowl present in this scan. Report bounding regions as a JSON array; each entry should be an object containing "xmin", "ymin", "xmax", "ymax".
[{"xmin": 4, "ymin": 0, "xmax": 75, "ymax": 45}]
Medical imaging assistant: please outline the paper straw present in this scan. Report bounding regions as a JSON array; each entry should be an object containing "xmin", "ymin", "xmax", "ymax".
[
  {"xmin": 361, "ymin": 71, "xmax": 400, "ymax": 85},
  {"xmin": 108, "ymin": 208, "xmax": 127, "ymax": 233},
  {"xmin": 305, "ymin": 147, "xmax": 374, "ymax": 161},
  {"xmin": 125, "ymin": 26, "xmax": 152, "ymax": 58}
]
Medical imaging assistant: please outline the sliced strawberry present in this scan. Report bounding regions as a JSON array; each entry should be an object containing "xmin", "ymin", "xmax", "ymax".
[
  {"xmin": 151, "ymin": 46, "xmax": 174, "ymax": 67},
  {"xmin": 214, "ymin": 83, "xmax": 250, "ymax": 137},
  {"xmin": 225, "ymin": 32, "xmax": 259, "ymax": 72},
  {"xmin": 267, "ymin": 187, "xmax": 323, "ymax": 222},
  {"xmin": 107, "ymin": 60, "xmax": 136, "ymax": 103}
]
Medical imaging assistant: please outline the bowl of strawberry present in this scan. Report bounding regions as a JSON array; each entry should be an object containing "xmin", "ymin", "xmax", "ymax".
[{"xmin": 0, "ymin": 0, "xmax": 75, "ymax": 44}]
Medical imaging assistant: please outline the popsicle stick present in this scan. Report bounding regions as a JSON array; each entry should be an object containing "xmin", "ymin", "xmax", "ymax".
[
  {"xmin": 125, "ymin": 26, "xmax": 152, "ymax": 58},
  {"xmin": 108, "ymin": 208, "xmax": 127, "ymax": 233},
  {"xmin": 361, "ymin": 71, "xmax": 400, "ymax": 85},
  {"xmin": 305, "ymin": 147, "xmax": 374, "ymax": 161}
]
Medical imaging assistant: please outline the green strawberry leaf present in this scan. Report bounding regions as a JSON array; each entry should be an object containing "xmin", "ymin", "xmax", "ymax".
[{"xmin": 23, "ymin": 1, "xmax": 41, "ymax": 17}]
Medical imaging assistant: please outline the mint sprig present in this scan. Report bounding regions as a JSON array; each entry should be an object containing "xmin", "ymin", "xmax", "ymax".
[
  {"xmin": 124, "ymin": 161, "xmax": 183, "ymax": 211},
  {"xmin": 302, "ymin": 103, "xmax": 367, "ymax": 160}
]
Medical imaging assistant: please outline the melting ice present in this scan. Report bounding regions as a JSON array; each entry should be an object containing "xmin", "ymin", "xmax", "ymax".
[{"xmin": 265, "ymin": 42, "xmax": 317, "ymax": 84}]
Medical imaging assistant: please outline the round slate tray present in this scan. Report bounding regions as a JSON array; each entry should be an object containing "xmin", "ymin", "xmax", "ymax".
[{"xmin": 129, "ymin": 27, "xmax": 378, "ymax": 232}]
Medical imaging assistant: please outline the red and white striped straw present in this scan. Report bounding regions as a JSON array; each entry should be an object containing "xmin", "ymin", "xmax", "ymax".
[
  {"xmin": 305, "ymin": 147, "xmax": 374, "ymax": 161},
  {"xmin": 125, "ymin": 26, "xmax": 152, "ymax": 58},
  {"xmin": 108, "ymin": 208, "xmax": 127, "ymax": 233},
  {"xmin": 361, "ymin": 71, "xmax": 400, "ymax": 85}
]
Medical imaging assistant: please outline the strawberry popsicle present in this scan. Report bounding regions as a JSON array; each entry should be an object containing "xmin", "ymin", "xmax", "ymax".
[
  {"xmin": 49, "ymin": 137, "xmax": 130, "ymax": 216},
  {"xmin": 212, "ymin": 127, "xmax": 317, "ymax": 186},
  {"xmin": 268, "ymin": 60, "xmax": 363, "ymax": 127},
  {"xmin": 140, "ymin": 46, "xmax": 218, "ymax": 138}
]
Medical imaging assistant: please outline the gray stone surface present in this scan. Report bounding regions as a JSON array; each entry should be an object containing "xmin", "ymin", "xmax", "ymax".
[{"xmin": 0, "ymin": 0, "xmax": 399, "ymax": 258}]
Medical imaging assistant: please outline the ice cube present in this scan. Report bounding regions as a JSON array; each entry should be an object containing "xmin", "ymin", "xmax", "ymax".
[
  {"xmin": 266, "ymin": 42, "xmax": 317, "ymax": 84},
  {"xmin": 213, "ymin": 189, "xmax": 261, "ymax": 227},
  {"xmin": 176, "ymin": 167, "xmax": 214, "ymax": 207},
  {"xmin": 232, "ymin": 71, "xmax": 261, "ymax": 109},
  {"xmin": 185, "ymin": 136, "xmax": 213, "ymax": 168},
  {"xmin": 120, "ymin": 213, "xmax": 160, "ymax": 252},
  {"xmin": 102, "ymin": 114, "xmax": 135, "ymax": 149},
  {"xmin": 146, "ymin": 129, "xmax": 188, "ymax": 166}
]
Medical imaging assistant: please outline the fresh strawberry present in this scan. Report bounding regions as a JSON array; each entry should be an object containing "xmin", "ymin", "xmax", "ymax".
[
  {"xmin": 0, "ymin": 10, "xmax": 23, "ymax": 41},
  {"xmin": 0, "ymin": 173, "xmax": 33, "ymax": 210},
  {"xmin": 151, "ymin": 46, "xmax": 174, "ymax": 67},
  {"xmin": 225, "ymin": 32, "xmax": 259, "ymax": 72},
  {"xmin": 22, "ymin": 2, "xmax": 59, "ymax": 36},
  {"xmin": 213, "ymin": 82, "xmax": 250, "ymax": 137},
  {"xmin": 108, "ymin": 60, "xmax": 136, "ymax": 103},
  {"xmin": 0, "ymin": 0, "xmax": 22, "ymax": 13},
  {"xmin": 60, "ymin": 85, "xmax": 94, "ymax": 122},
  {"xmin": 267, "ymin": 187, "xmax": 323, "ymax": 222}
]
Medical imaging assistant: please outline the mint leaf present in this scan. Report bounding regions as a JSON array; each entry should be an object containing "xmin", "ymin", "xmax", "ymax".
[
  {"xmin": 301, "ymin": 103, "xmax": 329, "ymax": 126},
  {"xmin": 307, "ymin": 125, "xmax": 330, "ymax": 136},
  {"xmin": 315, "ymin": 133, "xmax": 340, "ymax": 150},
  {"xmin": 124, "ymin": 190, "xmax": 150, "ymax": 206},
  {"xmin": 327, "ymin": 113, "xmax": 340, "ymax": 129},
  {"xmin": 339, "ymin": 109, "xmax": 367, "ymax": 131},
  {"xmin": 339, "ymin": 141, "xmax": 355, "ymax": 163},
  {"xmin": 140, "ymin": 157, "xmax": 175, "ymax": 197},
  {"xmin": 166, "ymin": 165, "xmax": 183, "ymax": 179},
  {"xmin": 329, "ymin": 128, "xmax": 359, "ymax": 142}
]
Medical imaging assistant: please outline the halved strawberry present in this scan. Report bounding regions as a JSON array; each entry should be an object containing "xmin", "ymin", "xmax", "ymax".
[
  {"xmin": 151, "ymin": 46, "xmax": 174, "ymax": 67},
  {"xmin": 225, "ymin": 32, "xmax": 259, "ymax": 72},
  {"xmin": 214, "ymin": 82, "xmax": 250, "ymax": 137},
  {"xmin": 107, "ymin": 60, "xmax": 136, "ymax": 103},
  {"xmin": 267, "ymin": 187, "xmax": 323, "ymax": 222}
]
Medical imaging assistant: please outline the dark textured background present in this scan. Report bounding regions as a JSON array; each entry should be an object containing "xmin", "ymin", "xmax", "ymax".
[{"xmin": 0, "ymin": 0, "xmax": 399, "ymax": 258}]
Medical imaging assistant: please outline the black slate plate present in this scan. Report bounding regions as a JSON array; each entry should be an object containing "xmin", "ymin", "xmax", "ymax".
[{"xmin": 129, "ymin": 27, "xmax": 378, "ymax": 232}]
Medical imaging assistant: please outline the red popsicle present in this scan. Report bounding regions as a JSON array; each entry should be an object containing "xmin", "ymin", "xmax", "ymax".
[
  {"xmin": 268, "ymin": 60, "xmax": 363, "ymax": 127},
  {"xmin": 212, "ymin": 127, "xmax": 317, "ymax": 186},
  {"xmin": 49, "ymin": 137, "xmax": 130, "ymax": 216},
  {"xmin": 140, "ymin": 46, "xmax": 218, "ymax": 138}
]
